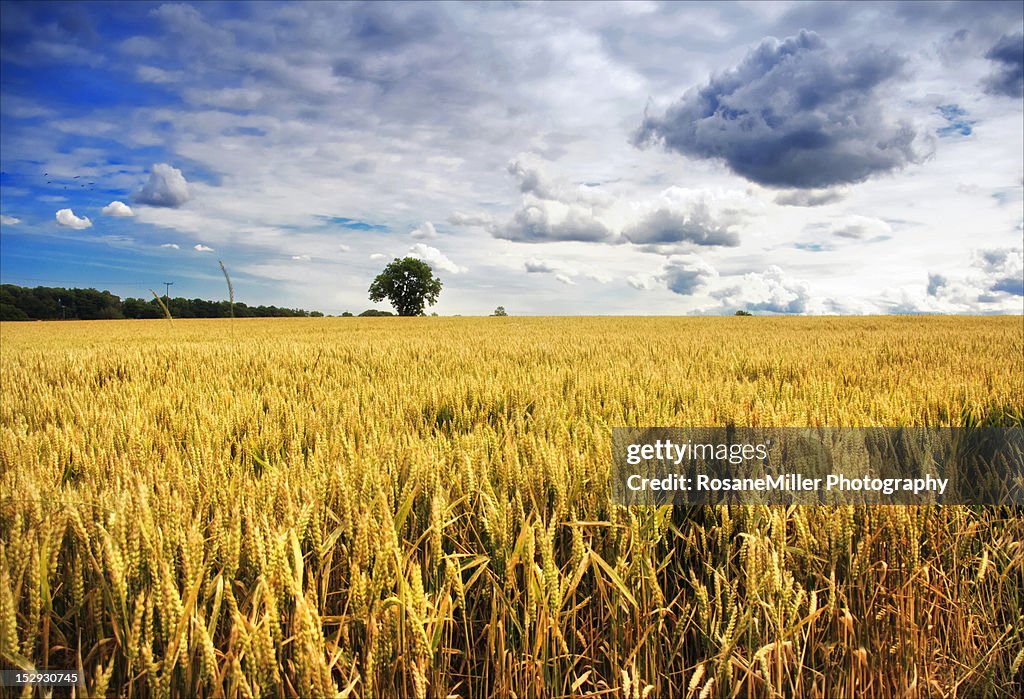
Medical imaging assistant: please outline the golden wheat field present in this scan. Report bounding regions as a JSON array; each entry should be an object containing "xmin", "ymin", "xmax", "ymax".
[{"xmin": 0, "ymin": 315, "xmax": 1022, "ymax": 698}]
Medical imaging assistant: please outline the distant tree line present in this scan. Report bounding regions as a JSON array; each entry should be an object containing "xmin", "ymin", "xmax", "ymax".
[{"xmin": 0, "ymin": 284, "xmax": 322, "ymax": 321}]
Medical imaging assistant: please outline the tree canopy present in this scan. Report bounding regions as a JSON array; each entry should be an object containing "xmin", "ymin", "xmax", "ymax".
[
  {"xmin": 0, "ymin": 284, "xmax": 319, "ymax": 321},
  {"xmin": 368, "ymin": 257, "xmax": 442, "ymax": 316}
]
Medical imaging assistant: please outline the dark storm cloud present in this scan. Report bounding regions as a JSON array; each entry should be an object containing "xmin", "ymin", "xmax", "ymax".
[
  {"xmin": 774, "ymin": 1, "xmax": 1022, "ymax": 39},
  {"xmin": 633, "ymin": 30, "xmax": 925, "ymax": 189},
  {"xmin": 983, "ymin": 32, "xmax": 1024, "ymax": 98},
  {"xmin": 664, "ymin": 262, "xmax": 712, "ymax": 295},
  {"xmin": 623, "ymin": 206, "xmax": 740, "ymax": 246},
  {"xmin": 629, "ymin": 257, "xmax": 718, "ymax": 295},
  {"xmin": 992, "ymin": 277, "xmax": 1024, "ymax": 295}
]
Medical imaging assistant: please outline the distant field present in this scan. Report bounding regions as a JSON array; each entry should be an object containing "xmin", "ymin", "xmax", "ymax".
[{"xmin": 1, "ymin": 316, "xmax": 1022, "ymax": 697}]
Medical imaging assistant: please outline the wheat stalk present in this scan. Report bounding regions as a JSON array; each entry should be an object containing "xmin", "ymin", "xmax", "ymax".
[
  {"xmin": 149, "ymin": 289, "xmax": 172, "ymax": 320},
  {"xmin": 0, "ymin": 316, "xmax": 1020, "ymax": 696},
  {"xmin": 219, "ymin": 260, "xmax": 235, "ymax": 319}
]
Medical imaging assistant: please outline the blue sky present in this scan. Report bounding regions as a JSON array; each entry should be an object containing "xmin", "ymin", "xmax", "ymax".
[{"xmin": 1, "ymin": 1, "xmax": 1022, "ymax": 315}]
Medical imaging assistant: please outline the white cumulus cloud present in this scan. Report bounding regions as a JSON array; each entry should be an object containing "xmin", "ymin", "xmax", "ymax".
[
  {"xmin": 136, "ymin": 163, "xmax": 191, "ymax": 207},
  {"xmin": 491, "ymin": 201, "xmax": 613, "ymax": 243},
  {"xmin": 410, "ymin": 221, "xmax": 438, "ymax": 239},
  {"xmin": 102, "ymin": 200, "xmax": 134, "ymax": 217},
  {"xmin": 160, "ymin": 243, "xmax": 180, "ymax": 249},
  {"xmin": 711, "ymin": 265, "xmax": 815, "ymax": 314},
  {"xmin": 291, "ymin": 254, "xmax": 312, "ymax": 261},
  {"xmin": 194, "ymin": 244, "xmax": 214, "ymax": 252},
  {"xmin": 0, "ymin": 215, "xmax": 20, "ymax": 225},
  {"xmin": 627, "ymin": 273, "xmax": 661, "ymax": 291},
  {"xmin": 897, "ymin": 247, "xmax": 1024, "ymax": 313},
  {"xmin": 409, "ymin": 243, "xmax": 467, "ymax": 274},
  {"xmin": 55, "ymin": 208, "xmax": 92, "ymax": 229}
]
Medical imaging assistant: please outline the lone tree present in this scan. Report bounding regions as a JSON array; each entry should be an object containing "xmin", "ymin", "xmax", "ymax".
[
  {"xmin": 492, "ymin": 306, "xmax": 508, "ymax": 316},
  {"xmin": 368, "ymin": 257, "xmax": 442, "ymax": 316}
]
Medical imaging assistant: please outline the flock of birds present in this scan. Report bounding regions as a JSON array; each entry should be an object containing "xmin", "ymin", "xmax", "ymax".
[
  {"xmin": 42, "ymin": 172, "xmax": 97, "ymax": 191},
  {"xmin": 0, "ymin": 170, "xmax": 99, "ymax": 192}
]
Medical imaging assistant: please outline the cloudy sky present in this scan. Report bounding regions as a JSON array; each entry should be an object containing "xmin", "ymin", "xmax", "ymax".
[{"xmin": 1, "ymin": 1, "xmax": 1022, "ymax": 315}]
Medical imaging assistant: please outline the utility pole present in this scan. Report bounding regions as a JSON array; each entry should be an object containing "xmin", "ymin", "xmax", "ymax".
[{"xmin": 163, "ymin": 281, "xmax": 174, "ymax": 305}]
